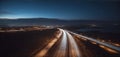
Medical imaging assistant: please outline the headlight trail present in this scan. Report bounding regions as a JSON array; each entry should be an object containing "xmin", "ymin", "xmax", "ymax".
[
  {"xmin": 65, "ymin": 30, "xmax": 81, "ymax": 57},
  {"xmin": 33, "ymin": 28, "xmax": 120, "ymax": 57},
  {"xmin": 53, "ymin": 29, "xmax": 67, "ymax": 57},
  {"xmin": 68, "ymin": 30, "xmax": 120, "ymax": 53}
]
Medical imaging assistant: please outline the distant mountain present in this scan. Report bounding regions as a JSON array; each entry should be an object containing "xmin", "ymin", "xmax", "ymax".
[
  {"xmin": 0, "ymin": 18, "xmax": 119, "ymax": 27},
  {"xmin": 0, "ymin": 18, "xmax": 67, "ymax": 27}
]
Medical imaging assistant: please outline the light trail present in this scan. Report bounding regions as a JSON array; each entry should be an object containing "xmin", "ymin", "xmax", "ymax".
[
  {"xmin": 65, "ymin": 30, "xmax": 81, "ymax": 57},
  {"xmin": 53, "ymin": 29, "xmax": 81, "ymax": 57},
  {"xmin": 99, "ymin": 45, "xmax": 119, "ymax": 54},
  {"xmin": 68, "ymin": 30, "xmax": 120, "ymax": 53},
  {"xmin": 34, "ymin": 28, "xmax": 120, "ymax": 57},
  {"xmin": 53, "ymin": 29, "xmax": 67, "ymax": 57},
  {"xmin": 34, "ymin": 30, "xmax": 62, "ymax": 57},
  {"xmin": 80, "ymin": 35, "xmax": 120, "ymax": 51}
]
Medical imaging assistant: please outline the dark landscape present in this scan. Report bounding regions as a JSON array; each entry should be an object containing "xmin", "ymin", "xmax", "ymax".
[
  {"xmin": 0, "ymin": 0, "xmax": 120, "ymax": 57},
  {"xmin": 0, "ymin": 18, "xmax": 120, "ymax": 57}
]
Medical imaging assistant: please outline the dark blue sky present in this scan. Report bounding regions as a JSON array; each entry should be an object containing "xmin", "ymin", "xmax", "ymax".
[{"xmin": 0, "ymin": 0, "xmax": 120, "ymax": 20}]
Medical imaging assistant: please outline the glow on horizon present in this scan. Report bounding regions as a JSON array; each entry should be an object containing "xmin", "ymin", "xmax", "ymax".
[
  {"xmin": 0, "ymin": 17, "xmax": 20, "ymax": 19},
  {"xmin": 0, "ymin": 15, "xmax": 34, "ymax": 19},
  {"xmin": 0, "ymin": 15, "xmax": 74, "ymax": 20}
]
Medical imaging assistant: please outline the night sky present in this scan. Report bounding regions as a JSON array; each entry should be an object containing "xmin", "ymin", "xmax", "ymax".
[{"xmin": 0, "ymin": 0, "xmax": 120, "ymax": 20}]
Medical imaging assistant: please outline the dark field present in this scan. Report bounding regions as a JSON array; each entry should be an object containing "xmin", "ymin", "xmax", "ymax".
[{"xmin": 0, "ymin": 29, "xmax": 59, "ymax": 57}]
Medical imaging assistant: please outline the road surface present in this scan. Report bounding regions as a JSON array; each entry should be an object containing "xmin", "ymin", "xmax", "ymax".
[{"xmin": 33, "ymin": 28, "xmax": 120, "ymax": 57}]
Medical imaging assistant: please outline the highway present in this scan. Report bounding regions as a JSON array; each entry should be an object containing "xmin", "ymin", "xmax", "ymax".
[{"xmin": 33, "ymin": 28, "xmax": 120, "ymax": 57}]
